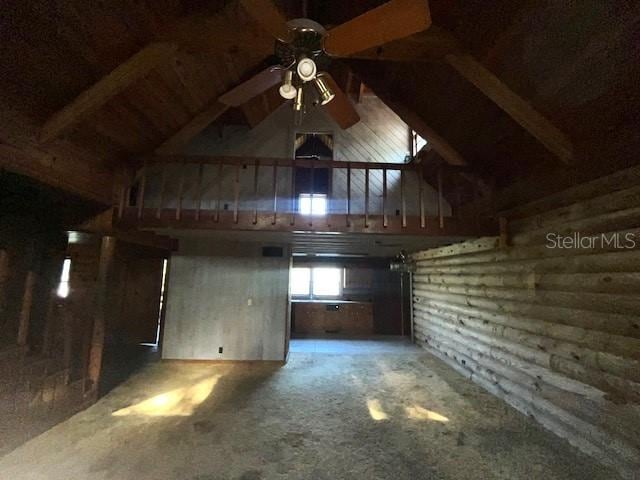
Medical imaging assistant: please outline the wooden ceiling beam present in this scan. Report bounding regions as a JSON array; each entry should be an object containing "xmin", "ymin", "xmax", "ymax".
[
  {"xmin": 39, "ymin": 43, "xmax": 177, "ymax": 144},
  {"xmin": 352, "ymin": 27, "xmax": 573, "ymax": 164},
  {"xmin": 444, "ymin": 54, "xmax": 574, "ymax": 164}
]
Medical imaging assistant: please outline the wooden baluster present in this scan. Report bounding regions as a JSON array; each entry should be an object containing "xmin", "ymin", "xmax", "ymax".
[
  {"xmin": 272, "ymin": 161, "xmax": 278, "ymax": 225},
  {"xmin": 364, "ymin": 166, "xmax": 369, "ymax": 228},
  {"xmin": 309, "ymin": 160, "xmax": 314, "ymax": 227},
  {"xmin": 382, "ymin": 167, "xmax": 388, "ymax": 228},
  {"xmin": 437, "ymin": 167, "xmax": 444, "ymax": 229},
  {"xmin": 401, "ymin": 169, "xmax": 407, "ymax": 228},
  {"xmin": 195, "ymin": 163, "xmax": 203, "ymax": 222},
  {"xmin": 326, "ymin": 163, "xmax": 332, "ymax": 227},
  {"xmin": 215, "ymin": 159, "xmax": 223, "ymax": 222},
  {"xmin": 137, "ymin": 161, "xmax": 147, "ymax": 219},
  {"xmin": 417, "ymin": 163, "xmax": 425, "ymax": 229},
  {"xmin": 156, "ymin": 163, "xmax": 167, "ymax": 220},
  {"xmin": 253, "ymin": 160, "xmax": 260, "ymax": 225},
  {"xmin": 234, "ymin": 163, "xmax": 240, "ymax": 224},
  {"xmin": 346, "ymin": 162, "xmax": 351, "ymax": 227},
  {"xmin": 176, "ymin": 162, "xmax": 184, "ymax": 221},
  {"xmin": 118, "ymin": 182, "xmax": 127, "ymax": 219},
  {"xmin": 290, "ymin": 158, "xmax": 296, "ymax": 226}
]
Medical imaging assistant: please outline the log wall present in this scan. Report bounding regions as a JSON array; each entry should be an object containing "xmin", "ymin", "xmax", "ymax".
[{"xmin": 411, "ymin": 167, "xmax": 640, "ymax": 479}]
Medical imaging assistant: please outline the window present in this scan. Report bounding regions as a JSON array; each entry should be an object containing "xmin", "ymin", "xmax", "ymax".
[
  {"xmin": 298, "ymin": 193, "xmax": 327, "ymax": 216},
  {"xmin": 291, "ymin": 267, "xmax": 311, "ymax": 296},
  {"xmin": 291, "ymin": 266, "xmax": 342, "ymax": 298},
  {"xmin": 57, "ymin": 258, "xmax": 71, "ymax": 298},
  {"xmin": 411, "ymin": 129, "xmax": 428, "ymax": 157},
  {"xmin": 312, "ymin": 267, "xmax": 341, "ymax": 296}
]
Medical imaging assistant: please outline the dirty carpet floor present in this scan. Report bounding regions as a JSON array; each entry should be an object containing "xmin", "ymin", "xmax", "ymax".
[{"xmin": 0, "ymin": 341, "xmax": 617, "ymax": 480}]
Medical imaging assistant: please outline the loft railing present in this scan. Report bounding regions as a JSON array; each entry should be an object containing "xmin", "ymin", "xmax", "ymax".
[{"xmin": 115, "ymin": 155, "xmax": 494, "ymax": 236}]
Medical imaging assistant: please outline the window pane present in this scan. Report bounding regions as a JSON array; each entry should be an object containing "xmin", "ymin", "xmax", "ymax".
[
  {"xmin": 57, "ymin": 258, "xmax": 71, "ymax": 298},
  {"xmin": 312, "ymin": 268, "xmax": 341, "ymax": 296},
  {"xmin": 299, "ymin": 194, "xmax": 327, "ymax": 216},
  {"xmin": 291, "ymin": 268, "xmax": 311, "ymax": 296}
]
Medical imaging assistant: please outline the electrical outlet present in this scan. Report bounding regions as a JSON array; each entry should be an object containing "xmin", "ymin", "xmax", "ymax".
[
  {"xmin": 247, "ymin": 298, "xmax": 253, "ymax": 306},
  {"xmin": 218, "ymin": 346, "xmax": 223, "ymax": 354}
]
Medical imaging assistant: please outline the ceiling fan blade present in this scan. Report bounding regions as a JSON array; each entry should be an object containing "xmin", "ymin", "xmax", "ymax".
[
  {"xmin": 239, "ymin": 0, "xmax": 291, "ymax": 42},
  {"xmin": 324, "ymin": 0, "xmax": 432, "ymax": 57},
  {"xmin": 322, "ymin": 74, "xmax": 360, "ymax": 129},
  {"xmin": 218, "ymin": 67, "xmax": 282, "ymax": 107}
]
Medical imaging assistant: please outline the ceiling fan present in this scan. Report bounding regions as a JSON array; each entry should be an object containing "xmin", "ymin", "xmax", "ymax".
[{"xmin": 217, "ymin": 0, "xmax": 432, "ymax": 129}]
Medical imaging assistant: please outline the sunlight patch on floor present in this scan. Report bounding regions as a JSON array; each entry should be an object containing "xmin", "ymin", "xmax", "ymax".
[
  {"xmin": 367, "ymin": 399, "xmax": 389, "ymax": 421},
  {"xmin": 112, "ymin": 375, "xmax": 221, "ymax": 417},
  {"xmin": 405, "ymin": 405, "xmax": 449, "ymax": 422}
]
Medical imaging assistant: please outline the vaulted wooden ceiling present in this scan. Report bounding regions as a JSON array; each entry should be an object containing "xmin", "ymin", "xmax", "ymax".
[{"xmin": 1, "ymin": 0, "xmax": 638, "ymax": 209}]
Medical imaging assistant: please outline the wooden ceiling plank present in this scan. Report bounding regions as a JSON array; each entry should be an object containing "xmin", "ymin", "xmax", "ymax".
[
  {"xmin": 445, "ymin": 54, "xmax": 574, "ymax": 164},
  {"xmin": 155, "ymin": 101, "xmax": 229, "ymax": 155},
  {"xmin": 39, "ymin": 42, "xmax": 177, "ymax": 143}
]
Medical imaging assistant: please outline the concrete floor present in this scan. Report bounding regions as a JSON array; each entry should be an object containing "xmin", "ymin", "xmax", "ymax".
[{"xmin": 0, "ymin": 338, "xmax": 617, "ymax": 480}]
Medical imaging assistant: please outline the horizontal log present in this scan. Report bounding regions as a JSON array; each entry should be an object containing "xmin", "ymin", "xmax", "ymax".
[
  {"xmin": 498, "ymin": 163, "xmax": 640, "ymax": 221},
  {"xmin": 410, "ymin": 236, "xmax": 499, "ymax": 261},
  {"xmin": 418, "ymin": 342, "xmax": 639, "ymax": 478},
  {"xmin": 414, "ymin": 313, "xmax": 640, "ymax": 403},
  {"xmin": 413, "ymin": 288, "xmax": 640, "ymax": 338},
  {"xmin": 415, "ymin": 303, "xmax": 640, "ymax": 382},
  {"xmin": 416, "ymin": 296, "xmax": 640, "ymax": 360},
  {"xmin": 416, "ymin": 248, "xmax": 640, "ymax": 274},
  {"xmin": 415, "ymin": 228, "xmax": 640, "ymax": 267},
  {"xmin": 416, "ymin": 325, "xmax": 640, "ymax": 449},
  {"xmin": 413, "ymin": 280, "xmax": 640, "ymax": 316},
  {"xmin": 509, "ymin": 184, "xmax": 640, "ymax": 234},
  {"xmin": 512, "ymin": 206, "xmax": 640, "ymax": 246},
  {"xmin": 414, "ymin": 271, "xmax": 640, "ymax": 294}
]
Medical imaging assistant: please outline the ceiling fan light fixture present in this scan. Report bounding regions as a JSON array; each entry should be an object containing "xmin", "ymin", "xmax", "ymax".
[
  {"xmin": 279, "ymin": 70, "xmax": 297, "ymax": 99},
  {"xmin": 296, "ymin": 57, "xmax": 317, "ymax": 82},
  {"xmin": 293, "ymin": 86, "xmax": 305, "ymax": 112},
  {"xmin": 313, "ymin": 74, "xmax": 335, "ymax": 105}
]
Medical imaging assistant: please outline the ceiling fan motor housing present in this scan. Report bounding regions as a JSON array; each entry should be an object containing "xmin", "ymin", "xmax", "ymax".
[{"xmin": 275, "ymin": 18, "xmax": 329, "ymax": 70}]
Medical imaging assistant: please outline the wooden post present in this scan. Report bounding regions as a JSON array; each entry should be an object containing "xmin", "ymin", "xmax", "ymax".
[
  {"xmin": 309, "ymin": 161, "xmax": 315, "ymax": 227},
  {"xmin": 176, "ymin": 162, "xmax": 185, "ymax": 221},
  {"xmin": 234, "ymin": 163, "xmax": 240, "ymax": 224},
  {"xmin": 253, "ymin": 160, "xmax": 260, "ymax": 225},
  {"xmin": 137, "ymin": 161, "xmax": 147, "ymax": 219},
  {"xmin": 272, "ymin": 161, "xmax": 278, "ymax": 225},
  {"xmin": 346, "ymin": 163, "xmax": 351, "ymax": 227},
  {"xmin": 417, "ymin": 163, "xmax": 425, "ymax": 229},
  {"xmin": 195, "ymin": 162, "xmax": 204, "ymax": 221},
  {"xmin": 290, "ymin": 159, "xmax": 297, "ymax": 226},
  {"xmin": 215, "ymin": 159, "xmax": 223, "ymax": 222},
  {"xmin": 157, "ymin": 164, "xmax": 167, "ymax": 220},
  {"xmin": 400, "ymin": 169, "xmax": 407, "ymax": 228},
  {"xmin": 364, "ymin": 166, "xmax": 370, "ymax": 228},
  {"xmin": 17, "ymin": 270, "xmax": 37, "ymax": 347},
  {"xmin": 17, "ymin": 242, "xmax": 38, "ymax": 347},
  {"xmin": 0, "ymin": 248, "xmax": 10, "ymax": 323},
  {"xmin": 87, "ymin": 236, "xmax": 116, "ymax": 392},
  {"xmin": 499, "ymin": 216, "xmax": 509, "ymax": 248},
  {"xmin": 382, "ymin": 167, "xmax": 388, "ymax": 228},
  {"xmin": 437, "ymin": 167, "xmax": 444, "ymax": 229}
]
